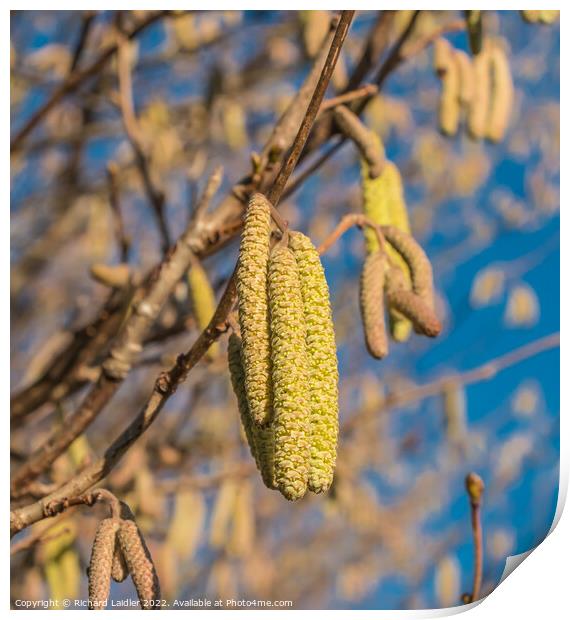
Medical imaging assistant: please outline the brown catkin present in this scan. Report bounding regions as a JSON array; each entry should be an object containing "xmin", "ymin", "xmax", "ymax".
[
  {"xmin": 359, "ymin": 251, "xmax": 389, "ymax": 359},
  {"xmin": 111, "ymin": 546, "xmax": 129, "ymax": 583},
  {"xmin": 268, "ymin": 244, "xmax": 310, "ymax": 501},
  {"xmin": 227, "ymin": 334, "xmax": 275, "ymax": 489},
  {"xmin": 117, "ymin": 519, "xmax": 161, "ymax": 609},
  {"xmin": 381, "ymin": 225, "xmax": 436, "ymax": 309},
  {"xmin": 88, "ymin": 518, "xmax": 120, "ymax": 610},
  {"xmin": 236, "ymin": 193, "xmax": 273, "ymax": 426},
  {"xmin": 289, "ymin": 232, "xmax": 339, "ymax": 494},
  {"xmin": 486, "ymin": 41, "xmax": 514, "ymax": 143},
  {"xmin": 386, "ymin": 287, "xmax": 442, "ymax": 338}
]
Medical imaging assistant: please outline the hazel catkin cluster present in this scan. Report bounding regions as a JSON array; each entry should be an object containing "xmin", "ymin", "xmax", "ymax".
[
  {"xmin": 231, "ymin": 195, "xmax": 339, "ymax": 501},
  {"xmin": 87, "ymin": 509, "xmax": 160, "ymax": 610},
  {"xmin": 434, "ymin": 36, "xmax": 514, "ymax": 143}
]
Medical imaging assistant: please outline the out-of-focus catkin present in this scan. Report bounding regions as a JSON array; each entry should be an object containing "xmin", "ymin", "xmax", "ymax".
[
  {"xmin": 486, "ymin": 41, "xmax": 514, "ymax": 143},
  {"xmin": 227, "ymin": 334, "xmax": 275, "ymax": 489},
  {"xmin": 455, "ymin": 50, "xmax": 475, "ymax": 106},
  {"xmin": 188, "ymin": 258, "xmax": 218, "ymax": 357},
  {"xmin": 361, "ymin": 159, "xmax": 413, "ymax": 342},
  {"xmin": 117, "ymin": 519, "xmax": 161, "ymax": 609},
  {"xmin": 434, "ymin": 38, "xmax": 460, "ymax": 136},
  {"xmin": 289, "ymin": 232, "xmax": 339, "ymax": 494},
  {"xmin": 359, "ymin": 251, "xmax": 389, "ymax": 360},
  {"xmin": 467, "ymin": 46, "xmax": 491, "ymax": 140},
  {"xmin": 236, "ymin": 193, "xmax": 273, "ymax": 426},
  {"xmin": 268, "ymin": 244, "xmax": 310, "ymax": 501},
  {"xmin": 88, "ymin": 518, "xmax": 120, "ymax": 610}
]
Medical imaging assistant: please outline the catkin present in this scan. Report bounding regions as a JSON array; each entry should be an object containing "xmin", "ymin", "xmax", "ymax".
[
  {"xmin": 117, "ymin": 519, "xmax": 161, "ymax": 609},
  {"xmin": 88, "ymin": 518, "xmax": 120, "ymax": 610},
  {"xmin": 386, "ymin": 287, "xmax": 442, "ymax": 337},
  {"xmin": 380, "ymin": 225, "xmax": 436, "ymax": 309},
  {"xmin": 359, "ymin": 251, "xmax": 389, "ymax": 360},
  {"xmin": 434, "ymin": 40, "xmax": 461, "ymax": 136},
  {"xmin": 486, "ymin": 41, "xmax": 514, "ymax": 143},
  {"xmin": 289, "ymin": 232, "xmax": 339, "ymax": 494},
  {"xmin": 467, "ymin": 46, "xmax": 491, "ymax": 140},
  {"xmin": 455, "ymin": 50, "xmax": 475, "ymax": 106},
  {"xmin": 236, "ymin": 193, "xmax": 273, "ymax": 426},
  {"xmin": 268, "ymin": 244, "xmax": 310, "ymax": 501},
  {"xmin": 361, "ymin": 159, "xmax": 413, "ymax": 342},
  {"xmin": 188, "ymin": 258, "xmax": 218, "ymax": 357},
  {"xmin": 111, "ymin": 547, "xmax": 129, "ymax": 583},
  {"xmin": 227, "ymin": 334, "xmax": 275, "ymax": 489}
]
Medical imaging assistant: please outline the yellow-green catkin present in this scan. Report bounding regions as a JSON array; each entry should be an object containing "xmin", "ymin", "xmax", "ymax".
[
  {"xmin": 486, "ymin": 41, "xmax": 514, "ymax": 143},
  {"xmin": 268, "ymin": 244, "xmax": 310, "ymax": 501},
  {"xmin": 467, "ymin": 46, "xmax": 491, "ymax": 140},
  {"xmin": 188, "ymin": 258, "xmax": 218, "ymax": 357},
  {"xmin": 465, "ymin": 10, "xmax": 483, "ymax": 56},
  {"xmin": 359, "ymin": 250, "xmax": 389, "ymax": 360},
  {"xmin": 117, "ymin": 519, "xmax": 161, "ymax": 609},
  {"xmin": 361, "ymin": 159, "xmax": 413, "ymax": 342},
  {"xmin": 289, "ymin": 232, "xmax": 339, "ymax": 494},
  {"xmin": 236, "ymin": 193, "xmax": 273, "ymax": 426},
  {"xmin": 227, "ymin": 333, "xmax": 275, "ymax": 489},
  {"xmin": 88, "ymin": 518, "xmax": 120, "ymax": 610}
]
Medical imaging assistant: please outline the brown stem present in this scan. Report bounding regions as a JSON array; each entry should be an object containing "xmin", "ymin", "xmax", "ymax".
[
  {"xmin": 10, "ymin": 11, "xmax": 170, "ymax": 152},
  {"xmin": 319, "ymin": 83, "xmax": 378, "ymax": 112},
  {"xmin": 266, "ymin": 10, "xmax": 355, "ymax": 206},
  {"xmin": 464, "ymin": 473, "xmax": 485, "ymax": 603}
]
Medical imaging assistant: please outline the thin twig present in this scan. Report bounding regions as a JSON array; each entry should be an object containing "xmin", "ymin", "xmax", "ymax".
[
  {"xmin": 319, "ymin": 83, "xmax": 378, "ymax": 113},
  {"xmin": 10, "ymin": 10, "xmax": 170, "ymax": 152},
  {"xmin": 266, "ymin": 10, "xmax": 355, "ymax": 206},
  {"xmin": 463, "ymin": 473, "xmax": 485, "ymax": 603},
  {"xmin": 106, "ymin": 162, "xmax": 130, "ymax": 262},
  {"xmin": 69, "ymin": 11, "xmax": 97, "ymax": 73}
]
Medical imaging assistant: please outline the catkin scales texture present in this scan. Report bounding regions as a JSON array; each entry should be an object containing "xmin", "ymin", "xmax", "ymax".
[
  {"xmin": 236, "ymin": 193, "xmax": 273, "ymax": 426},
  {"xmin": 359, "ymin": 251, "xmax": 388, "ymax": 359},
  {"xmin": 268, "ymin": 245, "xmax": 310, "ymax": 501},
  {"xmin": 227, "ymin": 334, "xmax": 275, "ymax": 489},
  {"xmin": 88, "ymin": 518, "xmax": 120, "ymax": 610},
  {"xmin": 289, "ymin": 232, "xmax": 339, "ymax": 494},
  {"xmin": 117, "ymin": 520, "xmax": 161, "ymax": 608}
]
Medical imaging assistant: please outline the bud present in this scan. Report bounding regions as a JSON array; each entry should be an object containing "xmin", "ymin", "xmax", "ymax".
[{"xmin": 465, "ymin": 472, "xmax": 485, "ymax": 504}]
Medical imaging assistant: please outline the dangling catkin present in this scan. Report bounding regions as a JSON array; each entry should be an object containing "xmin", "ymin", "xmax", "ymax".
[
  {"xmin": 117, "ymin": 519, "xmax": 161, "ymax": 609},
  {"xmin": 385, "ymin": 287, "xmax": 442, "ymax": 337},
  {"xmin": 227, "ymin": 334, "xmax": 275, "ymax": 489},
  {"xmin": 268, "ymin": 244, "xmax": 310, "ymax": 501},
  {"xmin": 359, "ymin": 251, "xmax": 389, "ymax": 360},
  {"xmin": 467, "ymin": 46, "xmax": 491, "ymax": 140},
  {"xmin": 88, "ymin": 518, "xmax": 120, "ymax": 610},
  {"xmin": 381, "ymin": 225, "xmax": 436, "ymax": 309},
  {"xmin": 434, "ymin": 40, "xmax": 460, "ymax": 136},
  {"xmin": 236, "ymin": 193, "xmax": 273, "ymax": 426},
  {"xmin": 289, "ymin": 232, "xmax": 339, "ymax": 494},
  {"xmin": 486, "ymin": 41, "xmax": 513, "ymax": 143},
  {"xmin": 455, "ymin": 50, "xmax": 475, "ymax": 106},
  {"xmin": 111, "ymin": 546, "xmax": 129, "ymax": 583},
  {"xmin": 361, "ymin": 159, "xmax": 413, "ymax": 342},
  {"xmin": 188, "ymin": 258, "xmax": 218, "ymax": 357}
]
